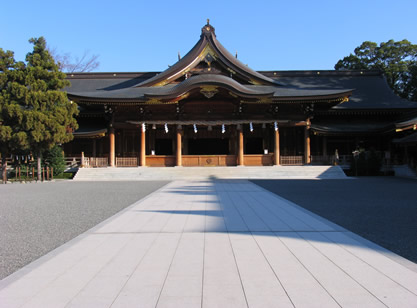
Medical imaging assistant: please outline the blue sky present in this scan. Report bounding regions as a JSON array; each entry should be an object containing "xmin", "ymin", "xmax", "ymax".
[{"xmin": 1, "ymin": 0, "xmax": 417, "ymax": 72}]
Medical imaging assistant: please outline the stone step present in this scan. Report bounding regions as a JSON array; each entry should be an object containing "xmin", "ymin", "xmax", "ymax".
[{"xmin": 73, "ymin": 166, "xmax": 347, "ymax": 181}]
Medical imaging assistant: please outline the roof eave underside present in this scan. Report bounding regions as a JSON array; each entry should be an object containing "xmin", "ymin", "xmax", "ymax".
[{"xmin": 67, "ymin": 89, "xmax": 352, "ymax": 105}]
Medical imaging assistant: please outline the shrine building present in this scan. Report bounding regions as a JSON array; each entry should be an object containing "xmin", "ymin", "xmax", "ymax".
[{"xmin": 64, "ymin": 21, "xmax": 417, "ymax": 168}]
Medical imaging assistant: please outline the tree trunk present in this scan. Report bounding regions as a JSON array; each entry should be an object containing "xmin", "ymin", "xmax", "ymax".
[
  {"xmin": 37, "ymin": 150, "xmax": 42, "ymax": 181},
  {"xmin": 1, "ymin": 156, "xmax": 7, "ymax": 184}
]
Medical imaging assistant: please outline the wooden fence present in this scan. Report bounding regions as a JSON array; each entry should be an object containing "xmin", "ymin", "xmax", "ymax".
[
  {"xmin": 61, "ymin": 154, "xmax": 357, "ymax": 168},
  {"xmin": 116, "ymin": 157, "xmax": 138, "ymax": 167},
  {"xmin": 83, "ymin": 157, "xmax": 108, "ymax": 168},
  {"xmin": 280, "ymin": 156, "xmax": 304, "ymax": 165},
  {"xmin": 310, "ymin": 155, "xmax": 335, "ymax": 165},
  {"xmin": 65, "ymin": 156, "xmax": 81, "ymax": 169},
  {"xmin": 1, "ymin": 166, "xmax": 53, "ymax": 183}
]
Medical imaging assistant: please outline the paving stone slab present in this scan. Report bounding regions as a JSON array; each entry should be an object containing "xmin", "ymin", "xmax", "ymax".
[{"xmin": 1, "ymin": 180, "xmax": 417, "ymax": 308}]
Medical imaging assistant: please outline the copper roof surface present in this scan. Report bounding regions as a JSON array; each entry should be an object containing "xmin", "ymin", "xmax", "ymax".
[{"xmin": 65, "ymin": 23, "xmax": 417, "ymax": 111}]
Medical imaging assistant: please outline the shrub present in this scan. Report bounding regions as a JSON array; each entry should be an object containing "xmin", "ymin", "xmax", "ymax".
[{"xmin": 43, "ymin": 145, "xmax": 66, "ymax": 176}]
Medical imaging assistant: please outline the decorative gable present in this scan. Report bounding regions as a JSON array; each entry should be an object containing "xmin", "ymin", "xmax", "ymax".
[{"xmin": 134, "ymin": 21, "xmax": 279, "ymax": 88}]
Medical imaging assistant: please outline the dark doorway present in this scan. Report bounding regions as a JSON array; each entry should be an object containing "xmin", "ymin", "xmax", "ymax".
[
  {"xmin": 155, "ymin": 139, "xmax": 173, "ymax": 155},
  {"xmin": 188, "ymin": 138, "xmax": 229, "ymax": 155},
  {"xmin": 245, "ymin": 138, "xmax": 263, "ymax": 154}
]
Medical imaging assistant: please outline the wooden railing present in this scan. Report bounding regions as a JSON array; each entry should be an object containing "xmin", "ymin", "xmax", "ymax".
[
  {"xmin": 83, "ymin": 157, "xmax": 108, "ymax": 167},
  {"xmin": 338, "ymin": 155, "xmax": 353, "ymax": 166},
  {"xmin": 1, "ymin": 165, "xmax": 54, "ymax": 182},
  {"xmin": 311, "ymin": 155, "xmax": 335, "ymax": 165},
  {"xmin": 280, "ymin": 156, "xmax": 304, "ymax": 165},
  {"xmin": 116, "ymin": 157, "xmax": 138, "ymax": 167},
  {"xmin": 65, "ymin": 156, "xmax": 81, "ymax": 169}
]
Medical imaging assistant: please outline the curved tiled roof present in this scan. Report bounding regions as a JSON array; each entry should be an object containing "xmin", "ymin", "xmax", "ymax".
[
  {"xmin": 144, "ymin": 74, "xmax": 275, "ymax": 99},
  {"xmin": 261, "ymin": 70, "xmax": 417, "ymax": 110},
  {"xmin": 134, "ymin": 22, "xmax": 278, "ymax": 87},
  {"xmin": 66, "ymin": 79, "xmax": 351, "ymax": 102}
]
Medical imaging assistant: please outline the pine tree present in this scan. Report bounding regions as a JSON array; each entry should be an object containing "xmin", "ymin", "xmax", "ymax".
[
  {"xmin": 0, "ymin": 49, "xmax": 26, "ymax": 182},
  {"xmin": 0, "ymin": 37, "xmax": 78, "ymax": 182}
]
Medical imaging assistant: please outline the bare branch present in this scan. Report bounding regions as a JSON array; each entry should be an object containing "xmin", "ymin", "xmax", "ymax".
[{"xmin": 47, "ymin": 46, "xmax": 100, "ymax": 72}]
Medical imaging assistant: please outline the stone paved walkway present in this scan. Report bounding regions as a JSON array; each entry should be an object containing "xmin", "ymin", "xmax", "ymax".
[{"xmin": 1, "ymin": 180, "xmax": 417, "ymax": 307}]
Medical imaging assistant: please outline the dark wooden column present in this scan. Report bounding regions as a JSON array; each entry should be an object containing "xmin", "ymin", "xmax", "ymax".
[
  {"xmin": 109, "ymin": 128, "xmax": 115, "ymax": 167},
  {"xmin": 140, "ymin": 127, "xmax": 146, "ymax": 166},
  {"xmin": 238, "ymin": 127, "xmax": 244, "ymax": 166},
  {"xmin": 274, "ymin": 128, "xmax": 280, "ymax": 165},
  {"xmin": 176, "ymin": 126, "xmax": 182, "ymax": 166},
  {"xmin": 304, "ymin": 126, "xmax": 311, "ymax": 164}
]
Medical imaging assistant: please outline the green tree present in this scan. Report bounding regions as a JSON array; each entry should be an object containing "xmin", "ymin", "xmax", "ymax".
[
  {"xmin": 335, "ymin": 40, "xmax": 417, "ymax": 100},
  {"xmin": 0, "ymin": 49, "xmax": 27, "ymax": 182},
  {"xmin": 404, "ymin": 62, "xmax": 417, "ymax": 101},
  {"xmin": 0, "ymin": 37, "xmax": 78, "ymax": 182},
  {"xmin": 43, "ymin": 145, "xmax": 66, "ymax": 176}
]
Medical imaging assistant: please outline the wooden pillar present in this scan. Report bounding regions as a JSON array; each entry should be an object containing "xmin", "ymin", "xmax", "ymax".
[
  {"xmin": 176, "ymin": 127, "xmax": 182, "ymax": 166},
  {"xmin": 238, "ymin": 127, "xmax": 244, "ymax": 166},
  {"xmin": 304, "ymin": 126, "xmax": 311, "ymax": 164},
  {"xmin": 109, "ymin": 128, "xmax": 115, "ymax": 167},
  {"xmin": 140, "ymin": 128, "xmax": 146, "ymax": 166},
  {"xmin": 274, "ymin": 128, "xmax": 280, "ymax": 165}
]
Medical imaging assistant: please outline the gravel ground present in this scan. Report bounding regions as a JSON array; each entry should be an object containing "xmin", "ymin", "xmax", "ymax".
[
  {"xmin": 0, "ymin": 180, "xmax": 168, "ymax": 279},
  {"xmin": 252, "ymin": 177, "xmax": 417, "ymax": 264}
]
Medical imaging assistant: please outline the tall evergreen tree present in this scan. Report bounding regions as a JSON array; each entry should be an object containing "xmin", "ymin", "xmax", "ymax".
[
  {"xmin": 0, "ymin": 37, "xmax": 78, "ymax": 182},
  {"xmin": 0, "ymin": 49, "xmax": 29, "ymax": 182}
]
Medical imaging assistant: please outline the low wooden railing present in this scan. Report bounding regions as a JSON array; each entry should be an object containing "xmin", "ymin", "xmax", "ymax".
[
  {"xmin": 65, "ymin": 156, "xmax": 81, "ymax": 169},
  {"xmin": 116, "ymin": 157, "xmax": 138, "ymax": 167},
  {"xmin": 1, "ymin": 165, "xmax": 54, "ymax": 182},
  {"xmin": 311, "ymin": 155, "xmax": 335, "ymax": 165},
  {"xmin": 338, "ymin": 155, "xmax": 352, "ymax": 166},
  {"xmin": 83, "ymin": 157, "xmax": 108, "ymax": 167},
  {"xmin": 280, "ymin": 156, "xmax": 304, "ymax": 165}
]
